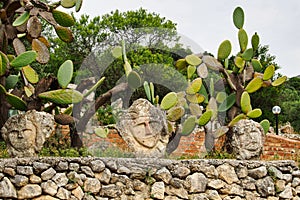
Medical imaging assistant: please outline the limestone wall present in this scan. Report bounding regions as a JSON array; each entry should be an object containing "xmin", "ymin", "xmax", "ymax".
[{"xmin": 0, "ymin": 158, "xmax": 300, "ymax": 199}]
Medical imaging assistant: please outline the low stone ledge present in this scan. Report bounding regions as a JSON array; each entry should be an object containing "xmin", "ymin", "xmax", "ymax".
[{"xmin": 0, "ymin": 157, "xmax": 299, "ymax": 199}]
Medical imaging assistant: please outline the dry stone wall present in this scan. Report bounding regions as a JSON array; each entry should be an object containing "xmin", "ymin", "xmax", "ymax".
[{"xmin": 0, "ymin": 158, "xmax": 300, "ymax": 199}]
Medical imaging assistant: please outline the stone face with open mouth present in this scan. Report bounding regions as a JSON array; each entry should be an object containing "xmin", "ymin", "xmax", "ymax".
[{"xmin": 116, "ymin": 98, "xmax": 170, "ymax": 157}]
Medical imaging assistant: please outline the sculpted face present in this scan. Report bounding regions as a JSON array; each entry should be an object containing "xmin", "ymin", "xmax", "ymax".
[
  {"xmin": 129, "ymin": 116, "xmax": 163, "ymax": 148},
  {"xmin": 8, "ymin": 120, "xmax": 37, "ymax": 151}
]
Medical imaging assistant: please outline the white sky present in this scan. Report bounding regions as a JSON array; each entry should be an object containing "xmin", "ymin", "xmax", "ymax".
[{"xmin": 74, "ymin": 0, "xmax": 300, "ymax": 78}]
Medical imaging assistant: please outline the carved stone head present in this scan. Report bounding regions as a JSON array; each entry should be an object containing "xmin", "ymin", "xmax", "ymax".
[
  {"xmin": 231, "ymin": 119, "xmax": 265, "ymax": 160},
  {"xmin": 116, "ymin": 99, "xmax": 170, "ymax": 157},
  {"xmin": 1, "ymin": 110, "xmax": 54, "ymax": 157}
]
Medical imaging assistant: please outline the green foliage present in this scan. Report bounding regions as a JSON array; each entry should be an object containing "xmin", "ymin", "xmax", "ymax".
[{"xmin": 96, "ymin": 105, "xmax": 116, "ymax": 126}]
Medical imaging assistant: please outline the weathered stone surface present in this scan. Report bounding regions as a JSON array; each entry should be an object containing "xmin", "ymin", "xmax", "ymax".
[
  {"xmin": 275, "ymin": 179, "xmax": 286, "ymax": 192},
  {"xmin": 81, "ymin": 166, "xmax": 95, "ymax": 177},
  {"xmin": 33, "ymin": 195, "xmax": 59, "ymax": 200},
  {"xmin": 292, "ymin": 177, "xmax": 300, "ymax": 187},
  {"xmin": 29, "ymin": 174, "xmax": 42, "ymax": 183},
  {"xmin": 69, "ymin": 162, "xmax": 80, "ymax": 171},
  {"xmin": 248, "ymin": 166, "xmax": 268, "ymax": 179},
  {"xmin": 56, "ymin": 161, "xmax": 69, "ymax": 171},
  {"xmin": 206, "ymin": 190, "xmax": 221, "ymax": 200},
  {"xmin": 207, "ymin": 179, "xmax": 226, "ymax": 190},
  {"xmin": 279, "ymin": 186, "xmax": 293, "ymax": 199},
  {"xmin": 41, "ymin": 167, "xmax": 56, "ymax": 180},
  {"xmin": 1, "ymin": 110, "xmax": 54, "ymax": 157},
  {"xmin": 236, "ymin": 166, "xmax": 248, "ymax": 178},
  {"xmin": 154, "ymin": 167, "xmax": 172, "ymax": 184},
  {"xmin": 186, "ymin": 172, "xmax": 207, "ymax": 193},
  {"xmin": 282, "ymin": 174, "xmax": 293, "ymax": 183},
  {"xmin": 190, "ymin": 193, "xmax": 209, "ymax": 200},
  {"xmin": 67, "ymin": 171, "xmax": 83, "ymax": 186},
  {"xmin": 52, "ymin": 173, "xmax": 68, "ymax": 187},
  {"xmin": 230, "ymin": 119, "xmax": 265, "ymax": 160},
  {"xmin": 41, "ymin": 180, "xmax": 58, "ymax": 196},
  {"xmin": 165, "ymin": 186, "xmax": 189, "ymax": 199},
  {"xmin": 172, "ymin": 166, "xmax": 191, "ymax": 178},
  {"xmin": 151, "ymin": 181, "xmax": 165, "ymax": 199},
  {"xmin": 220, "ymin": 183, "xmax": 244, "ymax": 196},
  {"xmin": 72, "ymin": 186, "xmax": 84, "ymax": 200},
  {"xmin": 90, "ymin": 160, "xmax": 106, "ymax": 172},
  {"xmin": 33, "ymin": 161, "xmax": 50, "ymax": 174},
  {"xmin": 256, "ymin": 176, "xmax": 275, "ymax": 197},
  {"xmin": 83, "ymin": 178, "xmax": 101, "ymax": 194},
  {"xmin": 100, "ymin": 184, "xmax": 122, "ymax": 198},
  {"xmin": 116, "ymin": 98, "xmax": 170, "ymax": 157},
  {"xmin": 17, "ymin": 166, "xmax": 33, "ymax": 175},
  {"xmin": 0, "ymin": 177, "xmax": 17, "ymax": 198},
  {"xmin": 95, "ymin": 168, "xmax": 111, "ymax": 184},
  {"xmin": 14, "ymin": 175, "xmax": 29, "ymax": 187},
  {"xmin": 56, "ymin": 187, "xmax": 71, "ymax": 200},
  {"xmin": 133, "ymin": 179, "xmax": 148, "ymax": 191},
  {"xmin": 241, "ymin": 176, "xmax": 256, "ymax": 190},
  {"xmin": 18, "ymin": 184, "xmax": 42, "ymax": 199},
  {"xmin": 110, "ymin": 173, "xmax": 129, "ymax": 184},
  {"xmin": 4, "ymin": 167, "xmax": 16, "ymax": 176},
  {"xmin": 216, "ymin": 163, "xmax": 239, "ymax": 184}
]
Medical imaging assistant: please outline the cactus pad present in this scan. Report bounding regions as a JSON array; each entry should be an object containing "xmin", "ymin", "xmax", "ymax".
[
  {"xmin": 216, "ymin": 92, "xmax": 227, "ymax": 103},
  {"xmin": 251, "ymin": 59, "xmax": 262, "ymax": 72},
  {"xmin": 251, "ymin": 32, "xmax": 260, "ymax": 51},
  {"xmin": 228, "ymin": 113, "xmax": 246, "ymax": 127},
  {"xmin": 5, "ymin": 75, "xmax": 19, "ymax": 89},
  {"xmin": 185, "ymin": 54, "xmax": 202, "ymax": 66},
  {"xmin": 197, "ymin": 63, "xmax": 208, "ymax": 78},
  {"xmin": 57, "ymin": 60, "xmax": 73, "ymax": 89},
  {"xmin": 55, "ymin": 26, "xmax": 74, "ymax": 43},
  {"xmin": 233, "ymin": 7, "xmax": 244, "ymax": 29},
  {"xmin": 22, "ymin": 65, "xmax": 39, "ymax": 84},
  {"xmin": 10, "ymin": 50, "xmax": 37, "ymax": 68},
  {"xmin": 32, "ymin": 39, "xmax": 50, "ymax": 64},
  {"xmin": 6, "ymin": 93, "xmax": 27, "ymax": 111},
  {"xmin": 175, "ymin": 58, "xmax": 187, "ymax": 70},
  {"xmin": 160, "ymin": 92, "xmax": 178, "ymax": 110},
  {"xmin": 127, "ymin": 71, "xmax": 142, "ymax": 89},
  {"xmin": 143, "ymin": 81, "xmax": 151, "ymax": 101},
  {"xmin": 187, "ymin": 65, "xmax": 196, "ymax": 79},
  {"xmin": 189, "ymin": 103, "xmax": 202, "ymax": 116},
  {"xmin": 181, "ymin": 116, "xmax": 197, "ymax": 136},
  {"xmin": 272, "ymin": 76, "xmax": 287, "ymax": 87},
  {"xmin": 61, "ymin": 0, "xmax": 76, "ymax": 8},
  {"xmin": 112, "ymin": 46, "xmax": 122, "ymax": 58},
  {"xmin": 247, "ymin": 108, "xmax": 262, "ymax": 118},
  {"xmin": 186, "ymin": 78, "xmax": 202, "ymax": 95},
  {"xmin": 202, "ymin": 55, "xmax": 223, "ymax": 71},
  {"xmin": 241, "ymin": 91, "xmax": 252, "ymax": 113},
  {"xmin": 38, "ymin": 89, "xmax": 83, "ymax": 104},
  {"xmin": 94, "ymin": 127, "xmax": 109, "ymax": 138},
  {"xmin": 0, "ymin": 52, "xmax": 9, "ymax": 75},
  {"xmin": 238, "ymin": 28, "xmax": 248, "ymax": 52},
  {"xmin": 217, "ymin": 40, "xmax": 232, "ymax": 61},
  {"xmin": 12, "ymin": 11, "xmax": 29, "ymax": 27},
  {"xmin": 245, "ymin": 77, "xmax": 263, "ymax": 93},
  {"xmin": 52, "ymin": 10, "xmax": 75, "ymax": 27},
  {"xmin": 242, "ymin": 48, "xmax": 253, "ymax": 61},
  {"xmin": 234, "ymin": 56, "xmax": 245, "ymax": 69},
  {"xmin": 75, "ymin": 0, "xmax": 83, "ymax": 12},
  {"xmin": 260, "ymin": 119, "xmax": 270, "ymax": 134},
  {"xmin": 186, "ymin": 93, "xmax": 205, "ymax": 104},
  {"xmin": 198, "ymin": 110, "xmax": 212, "ymax": 126},
  {"xmin": 167, "ymin": 106, "xmax": 185, "ymax": 121},
  {"xmin": 263, "ymin": 65, "xmax": 275, "ymax": 80},
  {"xmin": 218, "ymin": 93, "xmax": 236, "ymax": 112}
]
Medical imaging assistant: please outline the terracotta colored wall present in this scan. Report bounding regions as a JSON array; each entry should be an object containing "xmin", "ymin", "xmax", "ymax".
[{"xmin": 59, "ymin": 125, "xmax": 300, "ymax": 160}]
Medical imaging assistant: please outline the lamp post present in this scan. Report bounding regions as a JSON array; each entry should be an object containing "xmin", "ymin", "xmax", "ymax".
[{"xmin": 272, "ymin": 106, "xmax": 281, "ymax": 135}]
